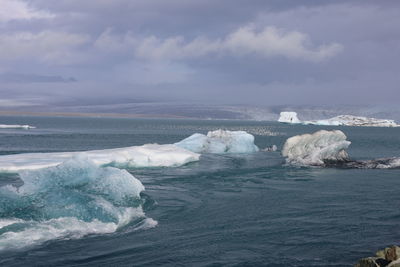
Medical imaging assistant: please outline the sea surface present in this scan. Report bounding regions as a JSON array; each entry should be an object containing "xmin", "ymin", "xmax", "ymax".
[{"xmin": 0, "ymin": 116, "xmax": 399, "ymax": 266}]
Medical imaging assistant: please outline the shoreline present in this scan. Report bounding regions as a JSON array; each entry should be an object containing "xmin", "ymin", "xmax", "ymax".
[{"xmin": 0, "ymin": 110, "xmax": 188, "ymax": 119}]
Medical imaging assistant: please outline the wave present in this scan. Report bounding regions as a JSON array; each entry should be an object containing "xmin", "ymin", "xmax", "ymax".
[
  {"xmin": 175, "ymin": 129, "xmax": 259, "ymax": 153},
  {"xmin": 0, "ymin": 155, "xmax": 156, "ymax": 251},
  {"xmin": 0, "ymin": 144, "xmax": 200, "ymax": 173}
]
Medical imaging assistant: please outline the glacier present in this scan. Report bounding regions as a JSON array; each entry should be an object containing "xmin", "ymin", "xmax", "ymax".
[
  {"xmin": 0, "ymin": 156, "xmax": 157, "ymax": 250},
  {"xmin": 175, "ymin": 129, "xmax": 259, "ymax": 153},
  {"xmin": 278, "ymin": 112, "xmax": 398, "ymax": 127},
  {"xmin": 0, "ymin": 143, "xmax": 199, "ymax": 173},
  {"xmin": 282, "ymin": 130, "xmax": 351, "ymax": 166}
]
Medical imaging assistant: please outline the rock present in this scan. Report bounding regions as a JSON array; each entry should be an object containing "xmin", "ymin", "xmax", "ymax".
[
  {"xmin": 355, "ymin": 257, "xmax": 381, "ymax": 267},
  {"xmin": 385, "ymin": 246, "xmax": 400, "ymax": 261},
  {"xmin": 356, "ymin": 246, "xmax": 400, "ymax": 267}
]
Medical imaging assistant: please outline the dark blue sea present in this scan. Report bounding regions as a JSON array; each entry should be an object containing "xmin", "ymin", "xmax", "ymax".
[{"xmin": 0, "ymin": 116, "xmax": 399, "ymax": 266}]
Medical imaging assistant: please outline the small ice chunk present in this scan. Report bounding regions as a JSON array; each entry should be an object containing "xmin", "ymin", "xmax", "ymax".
[{"xmin": 175, "ymin": 129, "xmax": 259, "ymax": 153}]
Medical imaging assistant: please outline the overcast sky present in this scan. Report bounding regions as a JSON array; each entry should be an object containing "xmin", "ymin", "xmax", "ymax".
[{"xmin": 0, "ymin": 0, "xmax": 399, "ymax": 108}]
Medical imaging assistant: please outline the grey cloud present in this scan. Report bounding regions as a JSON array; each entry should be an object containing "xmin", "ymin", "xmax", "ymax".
[{"xmin": 0, "ymin": 0, "xmax": 399, "ymax": 108}]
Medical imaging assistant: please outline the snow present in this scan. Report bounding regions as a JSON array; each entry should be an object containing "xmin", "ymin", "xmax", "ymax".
[
  {"xmin": 282, "ymin": 130, "xmax": 351, "ymax": 166},
  {"xmin": 0, "ymin": 124, "xmax": 35, "ymax": 129},
  {"xmin": 0, "ymin": 144, "xmax": 199, "ymax": 172},
  {"xmin": 278, "ymin": 112, "xmax": 398, "ymax": 127},
  {"xmin": 278, "ymin": 112, "xmax": 301, "ymax": 124},
  {"xmin": 175, "ymin": 129, "xmax": 259, "ymax": 153}
]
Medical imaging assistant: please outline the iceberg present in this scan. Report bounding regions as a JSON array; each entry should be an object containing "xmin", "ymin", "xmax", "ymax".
[
  {"xmin": 282, "ymin": 130, "xmax": 400, "ymax": 169},
  {"xmin": 278, "ymin": 112, "xmax": 301, "ymax": 124},
  {"xmin": 304, "ymin": 115, "xmax": 398, "ymax": 127},
  {"xmin": 0, "ymin": 156, "xmax": 157, "ymax": 250},
  {"xmin": 175, "ymin": 129, "xmax": 259, "ymax": 153},
  {"xmin": 277, "ymin": 112, "xmax": 398, "ymax": 127},
  {"xmin": 0, "ymin": 124, "xmax": 35, "ymax": 129},
  {"xmin": 0, "ymin": 143, "xmax": 199, "ymax": 173},
  {"xmin": 282, "ymin": 130, "xmax": 351, "ymax": 166}
]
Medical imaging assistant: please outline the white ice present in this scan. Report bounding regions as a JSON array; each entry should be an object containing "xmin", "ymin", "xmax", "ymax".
[
  {"xmin": 0, "ymin": 124, "xmax": 35, "ymax": 129},
  {"xmin": 278, "ymin": 112, "xmax": 301, "ymax": 124},
  {"xmin": 175, "ymin": 129, "xmax": 259, "ymax": 153},
  {"xmin": 282, "ymin": 130, "xmax": 351, "ymax": 166},
  {"xmin": 0, "ymin": 143, "xmax": 199, "ymax": 172},
  {"xmin": 277, "ymin": 112, "xmax": 398, "ymax": 127}
]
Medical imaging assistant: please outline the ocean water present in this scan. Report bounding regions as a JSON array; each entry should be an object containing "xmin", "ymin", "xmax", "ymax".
[{"xmin": 0, "ymin": 116, "xmax": 399, "ymax": 266}]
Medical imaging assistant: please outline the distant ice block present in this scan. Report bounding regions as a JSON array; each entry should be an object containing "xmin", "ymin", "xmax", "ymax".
[
  {"xmin": 277, "ymin": 112, "xmax": 398, "ymax": 127},
  {"xmin": 0, "ymin": 144, "xmax": 200, "ymax": 172},
  {"xmin": 282, "ymin": 130, "xmax": 351, "ymax": 166},
  {"xmin": 175, "ymin": 129, "xmax": 259, "ymax": 153},
  {"xmin": 0, "ymin": 124, "xmax": 35, "ymax": 129},
  {"xmin": 278, "ymin": 112, "xmax": 301, "ymax": 124}
]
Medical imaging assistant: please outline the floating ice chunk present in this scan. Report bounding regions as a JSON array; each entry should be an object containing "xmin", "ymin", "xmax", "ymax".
[
  {"xmin": 278, "ymin": 112, "xmax": 301, "ymax": 124},
  {"xmin": 0, "ymin": 156, "xmax": 156, "ymax": 251},
  {"xmin": 0, "ymin": 143, "xmax": 199, "ymax": 173},
  {"xmin": 0, "ymin": 124, "xmax": 35, "ymax": 129},
  {"xmin": 282, "ymin": 130, "xmax": 351, "ymax": 166},
  {"xmin": 262, "ymin": 145, "xmax": 278, "ymax": 152},
  {"xmin": 175, "ymin": 129, "xmax": 259, "ymax": 153},
  {"xmin": 277, "ymin": 112, "xmax": 398, "ymax": 127}
]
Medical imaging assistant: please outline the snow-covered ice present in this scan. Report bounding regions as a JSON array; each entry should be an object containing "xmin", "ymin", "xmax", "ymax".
[
  {"xmin": 278, "ymin": 112, "xmax": 301, "ymax": 124},
  {"xmin": 0, "ymin": 144, "xmax": 199, "ymax": 172},
  {"xmin": 282, "ymin": 130, "xmax": 351, "ymax": 166},
  {"xmin": 175, "ymin": 129, "xmax": 259, "ymax": 153},
  {"xmin": 278, "ymin": 112, "xmax": 398, "ymax": 127},
  {"xmin": 0, "ymin": 124, "xmax": 35, "ymax": 129},
  {"xmin": 303, "ymin": 115, "xmax": 398, "ymax": 127}
]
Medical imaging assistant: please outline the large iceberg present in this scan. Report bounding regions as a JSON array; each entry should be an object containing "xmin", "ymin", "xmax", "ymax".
[
  {"xmin": 277, "ymin": 112, "xmax": 398, "ymax": 127},
  {"xmin": 278, "ymin": 112, "xmax": 301, "ymax": 124},
  {"xmin": 0, "ymin": 124, "xmax": 35, "ymax": 129},
  {"xmin": 175, "ymin": 129, "xmax": 259, "ymax": 153},
  {"xmin": 0, "ymin": 144, "xmax": 199, "ymax": 173},
  {"xmin": 282, "ymin": 130, "xmax": 351, "ymax": 166},
  {"xmin": 282, "ymin": 130, "xmax": 400, "ymax": 169},
  {"xmin": 0, "ymin": 156, "xmax": 157, "ymax": 250}
]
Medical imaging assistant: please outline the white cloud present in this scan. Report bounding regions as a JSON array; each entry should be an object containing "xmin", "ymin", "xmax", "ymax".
[
  {"xmin": 0, "ymin": 31, "xmax": 89, "ymax": 64},
  {"xmin": 0, "ymin": 0, "xmax": 54, "ymax": 22},
  {"xmin": 133, "ymin": 25, "xmax": 343, "ymax": 62}
]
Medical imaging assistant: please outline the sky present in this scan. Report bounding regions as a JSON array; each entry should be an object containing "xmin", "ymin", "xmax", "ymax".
[{"xmin": 0, "ymin": 0, "xmax": 399, "ymax": 109}]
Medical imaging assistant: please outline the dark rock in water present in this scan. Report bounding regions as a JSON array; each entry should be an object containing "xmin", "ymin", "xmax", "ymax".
[
  {"xmin": 355, "ymin": 246, "xmax": 400, "ymax": 267},
  {"xmin": 323, "ymin": 158, "xmax": 400, "ymax": 169}
]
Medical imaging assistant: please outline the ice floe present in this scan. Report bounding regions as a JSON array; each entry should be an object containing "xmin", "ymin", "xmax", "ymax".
[
  {"xmin": 278, "ymin": 112, "xmax": 398, "ymax": 127},
  {"xmin": 0, "ymin": 143, "xmax": 199, "ymax": 173},
  {"xmin": 0, "ymin": 124, "xmax": 35, "ymax": 129}
]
